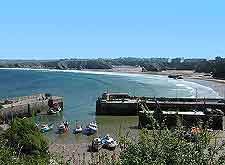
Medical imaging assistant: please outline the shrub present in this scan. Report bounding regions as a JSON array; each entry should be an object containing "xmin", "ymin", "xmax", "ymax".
[
  {"xmin": 119, "ymin": 112, "xmax": 225, "ymax": 165},
  {"xmin": 2, "ymin": 118, "xmax": 48, "ymax": 155}
]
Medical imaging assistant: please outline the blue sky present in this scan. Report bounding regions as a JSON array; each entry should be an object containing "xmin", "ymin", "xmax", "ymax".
[{"xmin": 0, "ymin": 0, "xmax": 225, "ymax": 59}]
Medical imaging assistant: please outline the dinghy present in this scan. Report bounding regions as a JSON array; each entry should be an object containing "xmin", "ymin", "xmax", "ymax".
[
  {"xmin": 40, "ymin": 123, "xmax": 54, "ymax": 133},
  {"xmin": 73, "ymin": 121, "xmax": 82, "ymax": 134},
  {"xmin": 83, "ymin": 121, "xmax": 97, "ymax": 135},
  {"xmin": 57, "ymin": 122, "xmax": 69, "ymax": 134},
  {"xmin": 88, "ymin": 137, "xmax": 102, "ymax": 152},
  {"xmin": 101, "ymin": 134, "xmax": 118, "ymax": 150}
]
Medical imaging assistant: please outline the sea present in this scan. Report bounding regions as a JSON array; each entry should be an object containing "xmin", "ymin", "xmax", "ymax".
[{"xmin": 0, "ymin": 68, "xmax": 223, "ymax": 144}]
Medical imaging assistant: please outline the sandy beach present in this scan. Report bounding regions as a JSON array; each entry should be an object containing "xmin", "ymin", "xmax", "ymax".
[{"xmin": 85, "ymin": 66, "xmax": 225, "ymax": 84}]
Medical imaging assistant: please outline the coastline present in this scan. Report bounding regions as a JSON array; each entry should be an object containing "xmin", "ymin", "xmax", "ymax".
[
  {"xmin": 1, "ymin": 67, "xmax": 225, "ymax": 97},
  {"xmin": 84, "ymin": 67, "xmax": 225, "ymax": 87}
]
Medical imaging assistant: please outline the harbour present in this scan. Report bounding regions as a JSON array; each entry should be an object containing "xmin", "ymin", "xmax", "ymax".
[{"xmin": 0, "ymin": 69, "xmax": 224, "ymax": 137}]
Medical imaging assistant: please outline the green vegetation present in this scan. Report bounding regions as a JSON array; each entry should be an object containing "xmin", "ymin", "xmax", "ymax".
[
  {"xmin": 0, "ymin": 118, "xmax": 64, "ymax": 164},
  {"xmin": 1, "ymin": 57, "xmax": 225, "ymax": 78},
  {"xmin": 118, "ymin": 112, "xmax": 225, "ymax": 165},
  {"xmin": 0, "ymin": 116, "xmax": 225, "ymax": 164},
  {"xmin": 195, "ymin": 57, "xmax": 225, "ymax": 79},
  {"xmin": 2, "ymin": 118, "xmax": 48, "ymax": 155},
  {"xmin": 0, "ymin": 104, "xmax": 3, "ymax": 109}
]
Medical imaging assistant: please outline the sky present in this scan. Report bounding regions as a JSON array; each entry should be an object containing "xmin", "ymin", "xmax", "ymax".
[{"xmin": 0, "ymin": 0, "xmax": 225, "ymax": 59}]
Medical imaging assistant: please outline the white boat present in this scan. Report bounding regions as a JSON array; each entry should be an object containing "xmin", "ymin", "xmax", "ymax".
[
  {"xmin": 88, "ymin": 121, "xmax": 97, "ymax": 131},
  {"xmin": 74, "ymin": 122, "xmax": 82, "ymax": 134},
  {"xmin": 101, "ymin": 134, "xmax": 117, "ymax": 150},
  {"xmin": 89, "ymin": 137, "xmax": 102, "ymax": 152},
  {"xmin": 83, "ymin": 122, "xmax": 97, "ymax": 135},
  {"xmin": 58, "ymin": 123, "xmax": 69, "ymax": 133}
]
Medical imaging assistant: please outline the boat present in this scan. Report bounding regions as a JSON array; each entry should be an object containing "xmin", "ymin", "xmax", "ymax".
[
  {"xmin": 47, "ymin": 106, "xmax": 62, "ymax": 114},
  {"xmin": 73, "ymin": 121, "xmax": 82, "ymax": 134},
  {"xmin": 88, "ymin": 121, "xmax": 97, "ymax": 131},
  {"xmin": 83, "ymin": 122, "xmax": 97, "ymax": 135},
  {"xmin": 57, "ymin": 122, "xmax": 69, "ymax": 134},
  {"xmin": 40, "ymin": 123, "xmax": 54, "ymax": 133},
  {"xmin": 101, "ymin": 134, "xmax": 117, "ymax": 150},
  {"xmin": 88, "ymin": 137, "xmax": 102, "ymax": 152}
]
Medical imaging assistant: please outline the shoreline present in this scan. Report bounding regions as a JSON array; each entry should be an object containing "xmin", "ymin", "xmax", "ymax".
[
  {"xmin": 1, "ymin": 67, "xmax": 225, "ymax": 96},
  {"xmin": 1, "ymin": 67, "xmax": 225, "ymax": 82}
]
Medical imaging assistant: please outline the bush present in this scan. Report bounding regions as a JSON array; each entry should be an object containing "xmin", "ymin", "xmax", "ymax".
[
  {"xmin": 119, "ymin": 112, "xmax": 225, "ymax": 165},
  {"xmin": 2, "ymin": 118, "xmax": 48, "ymax": 155}
]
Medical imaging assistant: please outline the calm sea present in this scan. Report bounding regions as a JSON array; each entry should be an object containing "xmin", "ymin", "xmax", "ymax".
[{"xmin": 0, "ymin": 68, "xmax": 221, "ymax": 144}]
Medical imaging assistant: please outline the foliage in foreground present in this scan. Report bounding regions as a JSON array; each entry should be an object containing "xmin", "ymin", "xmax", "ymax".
[
  {"xmin": 0, "ymin": 118, "xmax": 65, "ymax": 165},
  {"xmin": 2, "ymin": 118, "xmax": 48, "ymax": 155},
  {"xmin": 119, "ymin": 112, "xmax": 225, "ymax": 165}
]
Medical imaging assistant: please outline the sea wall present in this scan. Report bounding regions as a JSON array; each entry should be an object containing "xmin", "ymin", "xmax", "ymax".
[
  {"xmin": 96, "ymin": 101, "xmax": 139, "ymax": 115},
  {"xmin": 138, "ymin": 111, "xmax": 224, "ymax": 130},
  {"xmin": 0, "ymin": 95, "xmax": 63, "ymax": 123}
]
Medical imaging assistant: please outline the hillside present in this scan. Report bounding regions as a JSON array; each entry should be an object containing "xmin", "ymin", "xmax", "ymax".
[{"xmin": 0, "ymin": 57, "xmax": 225, "ymax": 79}]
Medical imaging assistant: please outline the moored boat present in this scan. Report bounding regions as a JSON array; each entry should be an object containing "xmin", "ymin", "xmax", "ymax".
[
  {"xmin": 101, "ymin": 134, "xmax": 117, "ymax": 150},
  {"xmin": 40, "ymin": 123, "xmax": 54, "ymax": 133},
  {"xmin": 73, "ymin": 121, "xmax": 82, "ymax": 134},
  {"xmin": 57, "ymin": 121, "xmax": 69, "ymax": 134},
  {"xmin": 83, "ymin": 121, "xmax": 97, "ymax": 135},
  {"xmin": 88, "ymin": 137, "xmax": 102, "ymax": 152}
]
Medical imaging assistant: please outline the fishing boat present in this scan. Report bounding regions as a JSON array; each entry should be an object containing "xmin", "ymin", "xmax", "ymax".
[
  {"xmin": 47, "ymin": 106, "xmax": 62, "ymax": 115},
  {"xmin": 83, "ymin": 121, "xmax": 97, "ymax": 135},
  {"xmin": 101, "ymin": 134, "xmax": 117, "ymax": 150},
  {"xmin": 88, "ymin": 137, "xmax": 102, "ymax": 152},
  {"xmin": 57, "ymin": 122, "xmax": 69, "ymax": 134},
  {"xmin": 40, "ymin": 123, "xmax": 54, "ymax": 133},
  {"xmin": 83, "ymin": 126, "xmax": 96, "ymax": 135},
  {"xmin": 73, "ymin": 121, "xmax": 82, "ymax": 134},
  {"xmin": 88, "ymin": 121, "xmax": 97, "ymax": 131}
]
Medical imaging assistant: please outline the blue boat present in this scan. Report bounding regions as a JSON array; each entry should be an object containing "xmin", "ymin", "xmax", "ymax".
[
  {"xmin": 40, "ymin": 123, "xmax": 54, "ymax": 133},
  {"xmin": 83, "ymin": 122, "xmax": 97, "ymax": 135}
]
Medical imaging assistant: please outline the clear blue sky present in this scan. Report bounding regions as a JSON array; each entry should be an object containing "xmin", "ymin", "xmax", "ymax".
[{"xmin": 0, "ymin": 0, "xmax": 225, "ymax": 59}]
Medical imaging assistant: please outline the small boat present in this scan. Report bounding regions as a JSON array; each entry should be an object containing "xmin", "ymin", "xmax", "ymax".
[
  {"xmin": 57, "ymin": 122, "xmax": 69, "ymax": 134},
  {"xmin": 88, "ymin": 121, "xmax": 97, "ymax": 131},
  {"xmin": 73, "ymin": 121, "xmax": 82, "ymax": 134},
  {"xmin": 40, "ymin": 123, "xmax": 54, "ymax": 133},
  {"xmin": 88, "ymin": 137, "xmax": 102, "ymax": 152},
  {"xmin": 83, "ymin": 122, "xmax": 97, "ymax": 135},
  {"xmin": 101, "ymin": 134, "xmax": 117, "ymax": 150},
  {"xmin": 47, "ymin": 107, "xmax": 62, "ymax": 114}
]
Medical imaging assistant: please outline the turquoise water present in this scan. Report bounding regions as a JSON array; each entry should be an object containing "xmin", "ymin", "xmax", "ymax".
[{"xmin": 0, "ymin": 68, "xmax": 220, "ymax": 144}]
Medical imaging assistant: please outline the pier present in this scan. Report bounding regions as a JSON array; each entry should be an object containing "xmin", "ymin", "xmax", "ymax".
[
  {"xmin": 96, "ymin": 93, "xmax": 225, "ymax": 115},
  {"xmin": 96, "ymin": 92, "xmax": 225, "ymax": 129},
  {"xmin": 0, "ymin": 94, "xmax": 63, "ymax": 123}
]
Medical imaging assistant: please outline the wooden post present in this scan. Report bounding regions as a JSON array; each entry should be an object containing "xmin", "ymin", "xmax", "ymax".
[{"xmin": 223, "ymin": 116, "xmax": 225, "ymax": 131}]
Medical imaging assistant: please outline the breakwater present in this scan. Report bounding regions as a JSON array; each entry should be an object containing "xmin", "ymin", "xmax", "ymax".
[
  {"xmin": 96, "ymin": 93, "xmax": 225, "ymax": 115},
  {"xmin": 0, "ymin": 94, "xmax": 63, "ymax": 123}
]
